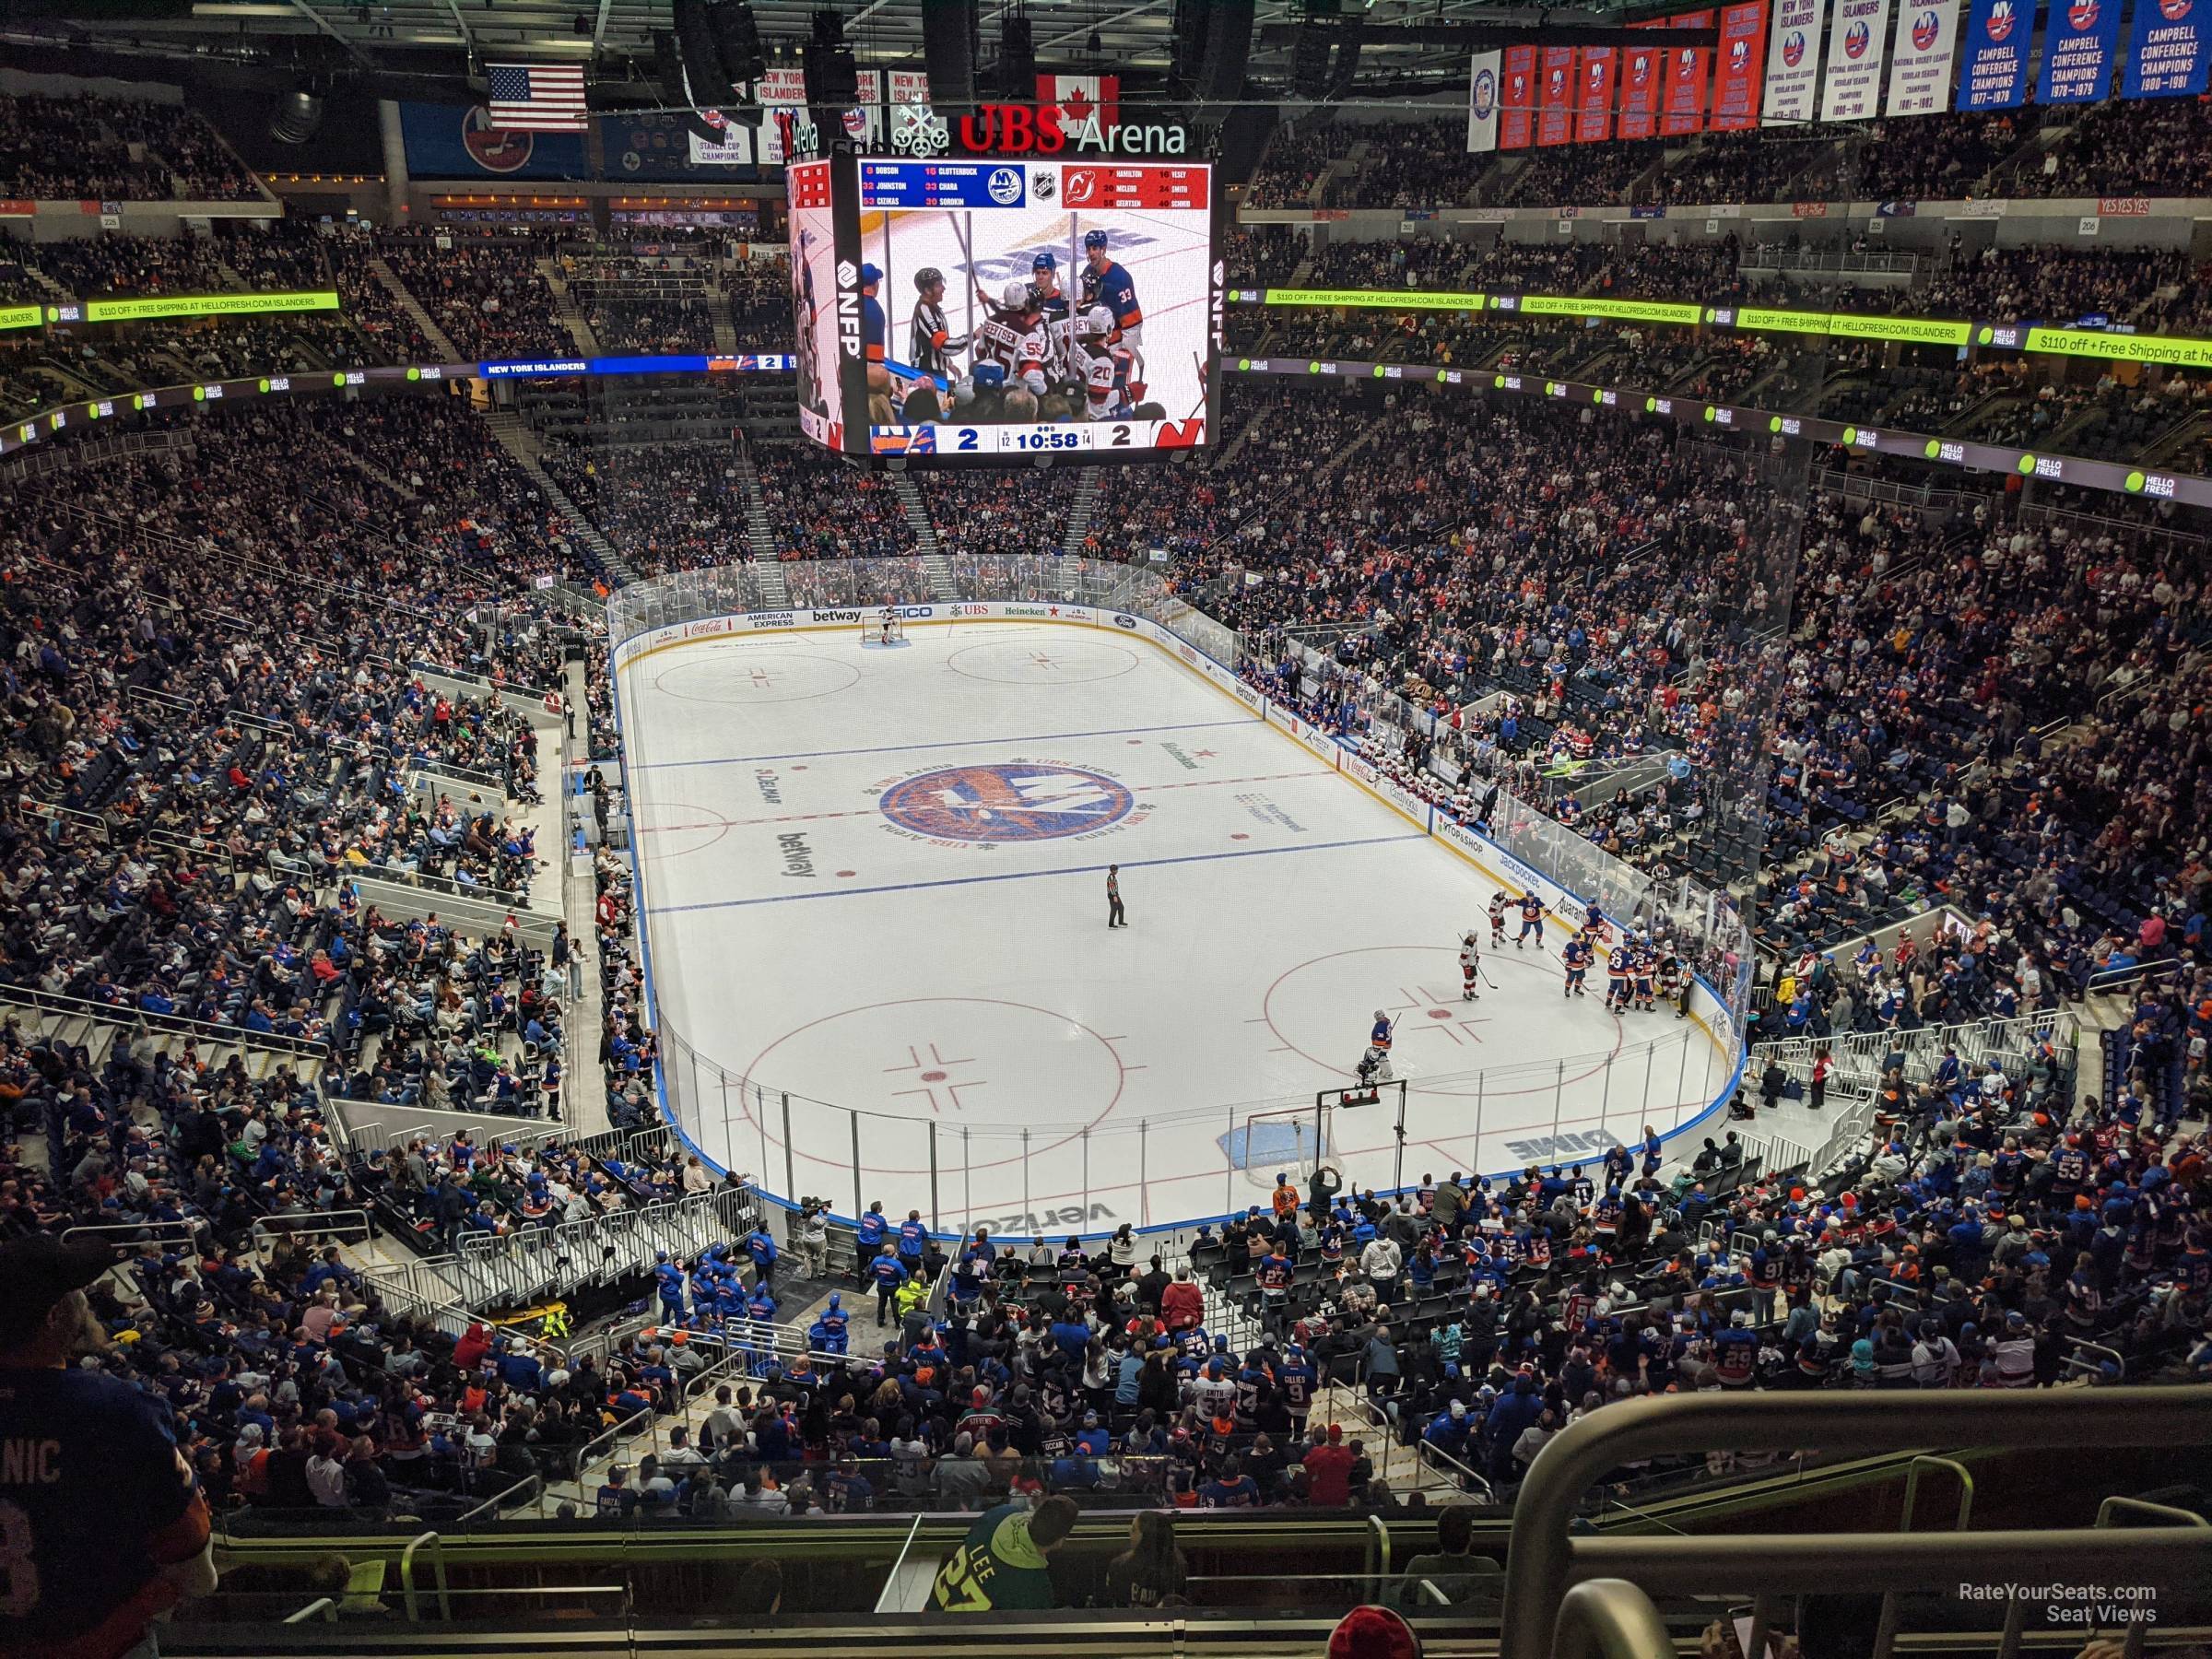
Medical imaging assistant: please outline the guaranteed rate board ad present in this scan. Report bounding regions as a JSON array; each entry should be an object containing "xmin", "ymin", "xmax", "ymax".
[{"xmin": 802, "ymin": 153, "xmax": 1220, "ymax": 460}]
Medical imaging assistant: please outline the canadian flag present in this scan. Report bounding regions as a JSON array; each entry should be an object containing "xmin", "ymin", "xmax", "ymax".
[{"xmin": 1036, "ymin": 74, "xmax": 1120, "ymax": 134}]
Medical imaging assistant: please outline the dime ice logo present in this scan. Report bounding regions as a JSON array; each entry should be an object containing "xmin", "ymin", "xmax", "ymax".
[{"xmin": 880, "ymin": 762, "xmax": 1135, "ymax": 842}]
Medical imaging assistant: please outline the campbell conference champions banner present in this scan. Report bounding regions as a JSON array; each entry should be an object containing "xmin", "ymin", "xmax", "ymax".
[
  {"xmin": 1887, "ymin": 0, "xmax": 1963, "ymax": 113},
  {"xmin": 1819, "ymin": 0, "xmax": 1892, "ymax": 118},
  {"xmin": 2039, "ymin": 0, "xmax": 2123, "ymax": 100},
  {"xmin": 1467, "ymin": 49, "xmax": 1502, "ymax": 151},
  {"xmin": 1959, "ymin": 0, "xmax": 2033, "ymax": 107},
  {"xmin": 1763, "ymin": 0, "xmax": 1830, "ymax": 123},
  {"xmin": 2124, "ymin": 0, "xmax": 2210, "ymax": 98}
]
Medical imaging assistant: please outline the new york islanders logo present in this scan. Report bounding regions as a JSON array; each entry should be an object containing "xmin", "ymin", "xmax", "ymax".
[
  {"xmin": 1590, "ymin": 57, "xmax": 1609, "ymax": 87},
  {"xmin": 1472, "ymin": 67, "xmax": 1498, "ymax": 117},
  {"xmin": 1912, "ymin": 9, "xmax": 1942, "ymax": 49},
  {"xmin": 2068, "ymin": 0, "xmax": 2098, "ymax": 29},
  {"xmin": 1677, "ymin": 46, "xmax": 1700, "ymax": 73},
  {"xmin": 1844, "ymin": 19, "xmax": 1872, "ymax": 56},
  {"xmin": 1985, "ymin": 0, "xmax": 2016, "ymax": 41},
  {"xmin": 1631, "ymin": 51, "xmax": 1655, "ymax": 84},
  {"xmin": 1729, "ymin": 38, "xmax": 1751, "ymax": 69},
  {"xmin": 2160, "ymin": 0, "xmax": 2190, "ymax": 20},
  {"xmin": 879, "ymin": 762, "xmax": 1135, "ymax": 842},
  {"xmin": 1783, "ymin": 29, "xmax": 1807, "ymax": 64},
  {"xmin": 1548, "ymin": 65, "xmax": 1567, "ymax": 96},
  {"xmin": 1511, "ymin": 72, "xmax": 1528, "ymax": 99}
]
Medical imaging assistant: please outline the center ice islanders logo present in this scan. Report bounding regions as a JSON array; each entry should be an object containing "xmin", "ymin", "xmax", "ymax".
[
  {"xmin": 879, "ymin": 762, "xmax": 1135, "ymax": 842},
  {"xmin": 1985, "ymin": 0, "xmax": 2015, "ymax": 40}
]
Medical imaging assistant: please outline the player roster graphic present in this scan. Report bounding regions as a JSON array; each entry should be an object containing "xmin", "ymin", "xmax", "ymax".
[{"xmin": 797, "ymin": 153, "xmax": 1218, "ymax": 460}]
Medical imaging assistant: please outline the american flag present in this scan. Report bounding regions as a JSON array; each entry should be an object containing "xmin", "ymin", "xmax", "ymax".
[{"xmin": 486, "ymin": 64, "xmax": 589, "ymax": 132}]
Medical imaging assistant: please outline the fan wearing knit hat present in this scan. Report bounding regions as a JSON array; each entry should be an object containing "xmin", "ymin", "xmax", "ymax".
[{"xmin": 1328, "ymin": 1604, "xmax": 1423, "ymax": 1659}]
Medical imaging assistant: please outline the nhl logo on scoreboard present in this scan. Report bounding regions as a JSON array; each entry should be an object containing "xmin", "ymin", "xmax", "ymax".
[
  {"xmin": 890, "ymin": 102, "xmax": 951, "ymax": 157},
  {"xmin": 1033, "ymin": 169, "xmax": 1057, "ymax": 201}
]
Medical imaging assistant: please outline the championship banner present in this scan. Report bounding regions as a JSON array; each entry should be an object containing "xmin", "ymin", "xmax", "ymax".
[
  {"xmin": 1887, "ymin": 0, "xmax": 1962, "ymax": 113},
  {"xmin": 2038, "ymin": 0, "xmax": 2122, "ymax": 100},
  {"xmin": 752, "ymin": 66, "xmax": 810, "ymax": 164},
  {"xmin": 1763, "ymin": 0, "xmax": 1830, "ymax": 122},
  {"xmin": 1959, "ymin": 0, "xmax": 2033, "ymax": 106},
  {"xmin": 1577, "ymin": 46, "xmax": 1619, "ymax": 141},
  {"xmin": 1819, "ymin": 0, "xmax": 1892, "ymax": 117},
  {"xmin": 1712, "ymin": 0, "xmax": 1771, "ymax": 125},
  {"xmin": 1500, "ymin": 44, "xmax": 1539, "ymax": 147},
  {"xmin": 1618, "ymin": 41, "xmax": 1666, "ymax": 136},
  {"xmin": 1664, "ymin": 11, "xmax": 1717, "ymax": 134},
  {"xmin": 2124, "ymin": 0, "xmax": 2209, "ymax": 97},
  {"xmin": 1468, "ymin": 50, "xmax": 1503, "ymax": 150},
  {"xmin": 1538, "ymin": 45, "xmax": 1579, "ymax": 144},
  {"xmin": 888, "ymin": 69, "xmax": 930, "ymax": 105}
]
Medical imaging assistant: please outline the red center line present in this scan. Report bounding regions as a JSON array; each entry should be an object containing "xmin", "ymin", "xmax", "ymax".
[{"xmin": 632, "ymin": 768, "xmax": 1335, "ymax": 834}]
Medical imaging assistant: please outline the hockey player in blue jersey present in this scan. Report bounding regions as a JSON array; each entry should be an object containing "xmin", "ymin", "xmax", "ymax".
[
  {"xmin": 1562, "ymin": 933, "xmax": 1594, "ymax": 997},
  {"xmin": 1078, "ymin": 229, "xmax": 1147, "ymax": 404},
  {"xmin": 1357, "ymin": 1009, "xmax": 1395, "ymax": 1086},
  {"xmin": 1516, "ymin": 891, "xmax": 1547, "ymax": 949}
]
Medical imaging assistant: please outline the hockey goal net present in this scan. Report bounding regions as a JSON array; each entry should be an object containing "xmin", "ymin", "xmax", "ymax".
[
  {"xmin": 874, "ymin": 611, "xmax": 906, "ymax": 643},
  {"xmin": 1229, "ymin": 1102, "xmax": 1334, "ymax": 1191}
]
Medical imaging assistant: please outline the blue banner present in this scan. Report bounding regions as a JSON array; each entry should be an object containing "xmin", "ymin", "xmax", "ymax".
[
  {"xmin": 2124, "ymin": 0, "xmax": 2210, "ymax": 95},
  {"xmin": 2037, "ymin": 0, "xmax": 2124, "ymax": 101},
  {"xmin": 399, "ymin": 102, "xmax": 586, "ymax": 180},
  {"xmin": 1959, "ymin": 0, "xmax": 2034, "ymax": 104}
]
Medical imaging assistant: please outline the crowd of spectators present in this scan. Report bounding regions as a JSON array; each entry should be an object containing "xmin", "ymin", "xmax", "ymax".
[
  {"xmin": 378, "ymin": 234, "xmax": 574, "ymax": 361},
  {"xmin": 753, "ymin": 442, "xmax": 918, "ymax": 559},
  {"xmin": 0, "ymin": 91, "xmax": 257, "ymax": 202},
  {"xmin": 725, "ymin": 253, "xmax": 792, "ymax": 351},
  {"xmin": 542, "ymin": 440, "xmax": 753, "ymax": 574}
]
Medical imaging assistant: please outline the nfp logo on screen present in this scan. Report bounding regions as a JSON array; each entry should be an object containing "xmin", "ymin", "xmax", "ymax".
[
  {"xmin": 1986, "ymin": 0, "xmax": 2016, "ymax": 38},
  {"xmin": 1912, "ymin": 9, "xmax": 1943, "ymax": 48},
  {"xmin": 1783, "ymin": 29, "xmax": 1807, "ymax": 63},
  {"xmin": 879, "ymin": 763, "xmax": 1135, "ymax": 842},
  {"xmin": 1844, "ymin": 19, "xmax": 1872, "ymax": 56}
]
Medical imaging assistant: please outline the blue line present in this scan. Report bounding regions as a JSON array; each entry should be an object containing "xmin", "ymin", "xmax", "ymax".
[
  {"xmin": 629, "ymin": 717, "xmax": 1253, "ymax": 771},
  {"xmin": 645, "ymin": 830, "xmax": 1430, "ymax": 915}
]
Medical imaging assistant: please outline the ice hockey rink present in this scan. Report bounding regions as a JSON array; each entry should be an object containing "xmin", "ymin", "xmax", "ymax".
[{"xmin": 618, "ymin": 618, "xmax": 1736, "ymax": 1238}]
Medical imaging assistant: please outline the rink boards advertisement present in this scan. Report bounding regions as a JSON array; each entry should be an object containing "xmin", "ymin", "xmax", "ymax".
[
  {"xmin": 610, "ymin": 600, "xmax": 1737, "ymax": 1057},
  {"xmin": 792, "ymin": 150, "xmax": 1222, "ymax": 461}
]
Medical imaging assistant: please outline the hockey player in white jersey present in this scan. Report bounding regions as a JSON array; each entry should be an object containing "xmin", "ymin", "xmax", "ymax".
[
  {"xmin": 970, "ymin": 279, "xmax": 1052, "ymax": 401},
  {"xmin": 1055, "ymin": 306, "xmax": 1130, "ymax": 420},
  {"xmin": 1459, "ymin": 931, "xmax": 1483, "ymax": 1002}
]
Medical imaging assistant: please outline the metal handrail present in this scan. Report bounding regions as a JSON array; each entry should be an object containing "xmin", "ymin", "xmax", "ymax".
[
  {"xmin": 1365, "ymin": 1512, "xmax": 1391, "ymax": 1603},
  {"xmin": 1498, "ymin": 1388, "xmax": 2212, "ymax": 1659},
  {"xmin": 281, "ymin": 1596, "xmax": 336, "ymax": 1625},
  {"xmin": 875, "ymin": 1515, "xmax": 927, "ymax": 1615},
  {"xmin": 58, "ymin": 1218, "xmax": 202, "ymax": 1251},
  {"xmin": 1552, "ymin": 1579, "xmax": 1677, "ymax": 1659},
  {"xmin": 0, "ymin": 982, "xmax": 330, "ymax": 1062},
  {"xmin": 398, "ymin": 1530, "xmax": 449, "ymax": 1621},
  {"xmin": 1872, "ymin": 1455, "xmax": 1977, "ymax": 1659}
]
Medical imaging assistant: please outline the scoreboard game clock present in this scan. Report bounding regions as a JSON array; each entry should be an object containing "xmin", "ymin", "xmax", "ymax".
[{"xmin": 787, "ymin": 151, "xmax": 1222, "ymax": 464}]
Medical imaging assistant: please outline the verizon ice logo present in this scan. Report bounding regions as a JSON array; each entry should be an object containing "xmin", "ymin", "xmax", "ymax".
[{"xmin": 836, "ymin": 261, "xmax": 862, "ymax": 360}]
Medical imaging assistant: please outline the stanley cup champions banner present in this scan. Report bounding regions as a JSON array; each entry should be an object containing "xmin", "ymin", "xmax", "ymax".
[
  {"xmin": 1886, "ymin": 0, "xmax": 1963, "ymax": 112},
  {"xmin": 1759, "ymin": 0, "xmax": 1829, "ymax": 123},
  {"xmin": 1958, "ymin": 0, "xmax": 2033, "ymax": 106},
  {"xmin": 1819, "ymin": 0, "xmax": 1893, "ymax": 117},
  {"xmin": 2039, "ymin": 0, "xmax": 2122, "ymax": 100},
  {"xmin": 1467, "ymin": 49, "xmax": 1503, "ymax": 150}
]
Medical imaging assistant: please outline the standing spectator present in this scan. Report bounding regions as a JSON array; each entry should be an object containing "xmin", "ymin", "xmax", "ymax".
[
  {"xmin": 931, "ymin": 1495, "xmax": 1079, "ymax": 1610},
  {"xmin": 1103, "ymin": 1511, "xmax": 1189, "ymax": 1607}
]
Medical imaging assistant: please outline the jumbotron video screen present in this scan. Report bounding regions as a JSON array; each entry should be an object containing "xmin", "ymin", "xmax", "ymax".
[{"xmin": 790, "ymin": 154, "xmax": 1221, "ymax": 459}]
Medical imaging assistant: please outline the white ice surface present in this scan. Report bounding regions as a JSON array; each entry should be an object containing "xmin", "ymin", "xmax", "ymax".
[{"xmin": 621, "ymin": 621, "xmax": 1730, "ymax": 1238}]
